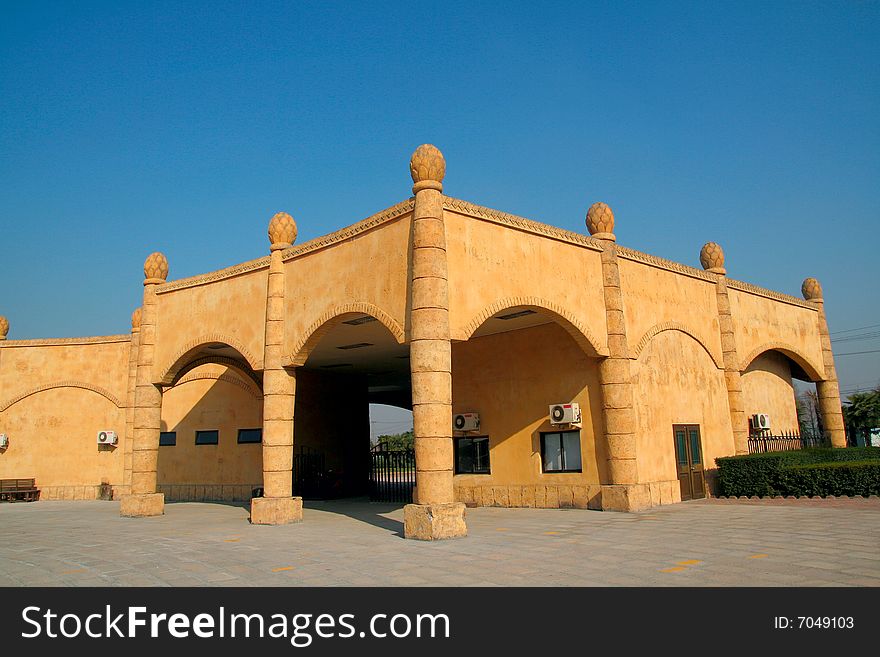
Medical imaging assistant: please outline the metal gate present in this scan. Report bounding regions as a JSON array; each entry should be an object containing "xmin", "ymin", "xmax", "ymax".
[
  {"xmin": 369, "ymin": 446, "xmax": 415, "ymax": 503},
  {"xmin": 293, "ymin": 445, "xmax": 326, "ymax": 500}
]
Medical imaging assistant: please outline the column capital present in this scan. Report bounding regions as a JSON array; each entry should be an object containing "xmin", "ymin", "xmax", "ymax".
[
  {"xmin": 268, "ymin": 211, "xmax": 297, "ymax": 251},
  {"xmin": 410, "ymin": 144, "xmax": 445, "ymax": 194},
  {"xmin": 700, "ymin": 242, "xmax": 727, "ymax": 276}
]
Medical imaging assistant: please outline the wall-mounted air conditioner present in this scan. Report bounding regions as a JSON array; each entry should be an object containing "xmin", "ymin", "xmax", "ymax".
[
  {"xmin": 549, "ymin": 403, "xmax": 581, "ymax": 426},
  {"xmin": 751, "ymin": 414, "xmax": 771, "ymax": 431},
  {"xmin": 97, "ymin": 430, "xmax": 118, "ymax": 446},
  {"xmin": 453, "ymin": 413, "xmax": 480, "ymax": 432},
  {"xmin": 0, "ymin": 434, "xmax": 8, "ymax": 449}
]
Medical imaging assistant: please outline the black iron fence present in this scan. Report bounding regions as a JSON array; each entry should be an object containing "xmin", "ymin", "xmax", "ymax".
[
  {"xmin": 369, "ymin": 444, "xmax": 415, "ymax": 503},
  {"xmin": 293, "ymin": 445, "xmax": 326, "ymax": 499},
  {"xmin": 747, "ymin": 430, "xmax": 828, "ymax": 454}
]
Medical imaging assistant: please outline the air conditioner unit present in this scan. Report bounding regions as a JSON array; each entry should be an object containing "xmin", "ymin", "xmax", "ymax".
[
  {"xmin": 97, "ymin": 430, "xmax": 118, "ymax": 446},
  {"xmin": 752, "ymin": 414, "xmax": 771, "ymax": 431},
  {"xmin": 0, "ymin": 434, "xmax": 8, "ymax": 449},
  {"xmin": 453, "ymin": 412, "xmax": 480, "ymax": 432},
  {"xmin": 549, "ymin": 403, "xmax": 581, "ymax": 426}
]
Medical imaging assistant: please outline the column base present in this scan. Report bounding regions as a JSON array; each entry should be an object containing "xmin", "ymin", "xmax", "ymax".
[
  {"xmin": 600, "ymin": 484, "xmax": 652, "ymax": 512},
  {"xmin": 250, "ymin": 496, "xmax": 303, "ymax": 525},
  {"xmin": 119, "ymin": 492, "xmax": 165, "ymax": 517},
  {"xmin": 404, "ymin": 502, "xmax": 467, "ymax": 540}
]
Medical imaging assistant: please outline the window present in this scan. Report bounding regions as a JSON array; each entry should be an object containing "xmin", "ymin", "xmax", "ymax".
[
  {"xmin": 540, "ymin": 431, "xmax": 582, "ymax": 473},
  {"xmin": 195, "ymin": 430, "xmax": 219, "ymax": 445},
  {"xmin": 159, "ymin": 431, "xmax": 176, "ymax": 446},
  {"xmin": 454, "ymin": 436, "xmax": 490, "ymax": 474},
  {"xmin": 237, "ymin": 428, "xmax": 262, "ymax": 444}
]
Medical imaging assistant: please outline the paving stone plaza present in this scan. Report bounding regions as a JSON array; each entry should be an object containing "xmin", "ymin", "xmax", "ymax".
[{"xmin": 2, "ymin": 498, "xmax": 878, "ymax": 587}]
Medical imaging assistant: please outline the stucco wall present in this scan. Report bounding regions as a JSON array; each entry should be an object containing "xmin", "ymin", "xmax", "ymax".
[
  {"xmin": 618, "ymin": 256, "xmax": 723, "ymax": 367},
  {"xmin": 741, "ymin": 351, "xmax": 798, "ymax": 432},
  {"xmin": 631, "ymin": 329, "xmax": 733, "ymax": 495},
  {"xmin": 0, "ymin": 387, "xmax": 124, "ymax": 498},
  {"xmin": 451, "ymin": 322, "xmax": 604, "ymax": 509},
  {"xmin": 0, "ymin": 338, "xmax": 130, "ymax": 406},
  {"xmin": 157, "ymin": 363, "xmax": 263, "ymax": 499},
  {"xmin": 152, "ymin": 269, "xmax": 269, "ymax": 383},
  {"xmin": 0, "ymin": 338, "xmax": 131, "ymax": 499},
  {"xmin": 283, "ymin": 212, "xmax": 411, "ymax": 363},
  {"xmin": 444, "ymin": 210, "xmax": 607, "ymax": 355},
  {"xmin": 728, "ymin": 287, "xmax": 824, "ymax": 379}
]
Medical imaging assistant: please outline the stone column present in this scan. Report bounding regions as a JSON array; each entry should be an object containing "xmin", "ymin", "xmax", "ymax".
[
  {"xmin": 0, "ymin": 317, "xmax": 7, "ymax": 403},
  {"xmin": 802, "ymin": 278, "xmax": 847, "ymax": 447},
  {"xmin": 586, "ymin": 203, "xmax": 650, "ymax": 512},
  {"xmin": 404, "ymin": 144, "xmax": 466, "ymax": 540},
  {"xmin": 700, "ymin": 243, "xmax": 749, "ymax": 455},
  {"xmin": 120, "ymin": 253, "xmax": 167, "ymax": 517},
  {"xmin": 123, "ymin": 307, "xmax": 142, "ymax": 492},
  {"xmin": 250, "ymin": 212, "xmax": 303, "ymax": 525}
]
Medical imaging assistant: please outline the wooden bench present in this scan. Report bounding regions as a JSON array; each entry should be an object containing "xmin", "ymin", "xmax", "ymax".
[{"xmin": 0, "ymin": 478, "xmax": 41, "ymax": 502}]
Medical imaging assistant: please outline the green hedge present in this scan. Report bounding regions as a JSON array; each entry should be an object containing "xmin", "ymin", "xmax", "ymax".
[
  {"xmin": 776, "ymin": 461, "xmax": 880, "ymax": 498},
  {"xmin": 715, "ymin": 447, "xmax": 880, "ymax": 498}
]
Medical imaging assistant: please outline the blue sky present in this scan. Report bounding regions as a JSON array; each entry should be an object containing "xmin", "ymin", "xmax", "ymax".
[{"xmin": 1, "ymin": 1, "xmax": 878, "ymax": 402}]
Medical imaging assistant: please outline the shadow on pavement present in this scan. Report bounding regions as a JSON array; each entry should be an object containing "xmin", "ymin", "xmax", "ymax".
[{"xmin": 305, "ymin": 497, "xmax": 406, "ymax": 537}]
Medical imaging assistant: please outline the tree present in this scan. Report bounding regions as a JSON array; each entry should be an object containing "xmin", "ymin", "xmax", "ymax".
[
  {"xmin": 842, "ymin": 388, "xmax": 880, "ymax": 446},
  {"xmin": 375, "ymin": 429, "xmax": 414, "ymax": 451},
  {"xmin": 796, "ymin": 389, "xmax": 822, "ymax": 438}
]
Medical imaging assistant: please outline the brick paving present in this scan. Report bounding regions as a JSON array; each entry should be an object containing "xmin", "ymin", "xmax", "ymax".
[{"xmin": 1, "ymin": 497, "xmax": 878, "ymax": 587}]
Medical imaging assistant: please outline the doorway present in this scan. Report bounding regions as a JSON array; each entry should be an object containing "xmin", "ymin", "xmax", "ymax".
[{"xmin": 673, "ymin": 424, "xmax": 706, "ymax": 501}]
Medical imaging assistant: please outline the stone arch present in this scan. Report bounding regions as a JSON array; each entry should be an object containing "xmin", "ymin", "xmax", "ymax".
[
  {"xmin": 284, "ymin": 302, "xmax": 405, "ymax": 368},
  {"xmin": 158, "ymin": 335, "xmax": 261, "ymax": 386},
  {"xmin": 739, "ymin": 343, "xmax": 824, "ymax": 382},
  {"xmin": 168, "ymin": 355, "xmax": 262, "ymax": 390},
  {"xmin": 0, "ymin": 381, "xmax": 123, "ymax": 412},
  {"xmin": 633, "ymin": 322, "xmax": 723, "ymax": 368},
  {"xmin": 173, "ymin": 365, "xmax": 263, "ymax": 400},
  {"xmin": 458, "ymin": 296, "xmax": 607, "ymax": 357}
]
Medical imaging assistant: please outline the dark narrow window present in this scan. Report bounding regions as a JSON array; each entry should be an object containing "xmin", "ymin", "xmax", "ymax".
[
  {"xmin": 159, "ymin": 431, "xmax": 176, "ymax": 446},
  {"xmin": 454, "ymin": 436, "xmax": 491, "ymax": 474},
  {"xmin": 195, "ymin": 430, "xmax": 219, "ymax": 445},
  {"xmin": 540, "ymin": 431, "xmax": 582, "ymax": 473},
  {"xmin": 237, "ymin": 428, "xmax": 263, "ymax": 444}
]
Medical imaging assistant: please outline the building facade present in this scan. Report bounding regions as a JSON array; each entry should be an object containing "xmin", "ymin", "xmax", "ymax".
[{"xmin": 0, "ymin": 145, "xmax": 846, "ymax": 539}]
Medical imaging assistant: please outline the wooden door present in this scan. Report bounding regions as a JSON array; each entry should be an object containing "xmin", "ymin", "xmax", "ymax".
[{"xmin": 673, "ymin": 424, "xmax": 706, "ymax": 500}]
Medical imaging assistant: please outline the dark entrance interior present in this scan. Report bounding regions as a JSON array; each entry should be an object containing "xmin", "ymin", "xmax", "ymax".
[
  {"xmin": 296, "ymin": 313, "xmax": 411, "ymax": 499},
  {"xmin": 673, "ymin": 424, "xmax": 706, "ymax": 501}
]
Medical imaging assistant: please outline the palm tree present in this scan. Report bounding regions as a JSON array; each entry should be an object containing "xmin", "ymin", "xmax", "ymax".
[{"xmin": 842, "ymin": 388, "xmax": 880, "ymax": 446}]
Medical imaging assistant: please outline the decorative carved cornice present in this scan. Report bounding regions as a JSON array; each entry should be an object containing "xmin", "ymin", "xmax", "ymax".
[
  {"xmin": 0, "ymin": 335, "xmax": 130, "ymax": 348},
  {"xmin": 455, "ymin": 296, "xmax": 608, "ymax": 358},
  {"xmin": 442, "ymin": 197, "xmax": 604, "ymax": 252},
  {"xmin": 156, "ymin": 200, "xmax": 415, "ymax": 294},
  {"xmin": 615, "ymin": 246, "xmax": 716, "ymax": 282},
  {"xmin": 157, "ymin": 256, "xmax": 271, "ymax": 294},
  {"xmin": 1, "ymin": 381, "xmax": 123, "ymax": 412},
  {"xmin": 280, "ymin": 198, "xmax": 415, "ymax": 263},
  {"xmin": 632, "ymin": 321, "xmax": 724, "ymax": 369},
  {"xmin": 726, "ymin": 279, "xmax": 816, "ymax": 310}
]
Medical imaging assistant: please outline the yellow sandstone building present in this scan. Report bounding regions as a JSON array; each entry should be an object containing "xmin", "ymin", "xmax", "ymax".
[{"xmin": 0, "ymin": 145, "xmax": 846, "ymax": 539}]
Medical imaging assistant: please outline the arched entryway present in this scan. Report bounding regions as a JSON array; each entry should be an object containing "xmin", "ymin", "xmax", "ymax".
[
  {"xmin": 155, "ymin": 342, "xmax": 263, "ymax": 503},
  {"xmin": 289, "ymin": 311, "xmax": 410, "ymax": 500},
  {"xmin": 451, "ymin": 304, "xmax": 606, "ymax": 509}
]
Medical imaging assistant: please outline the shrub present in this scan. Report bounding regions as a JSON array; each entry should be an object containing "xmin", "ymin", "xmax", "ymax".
[
  {"xmin": 776, "ymin": 461, "xmax": 880, "ymax": 498},
  {"xmin": 715, "ymin": 447, "xmax": 880, "ymax": 498}
]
